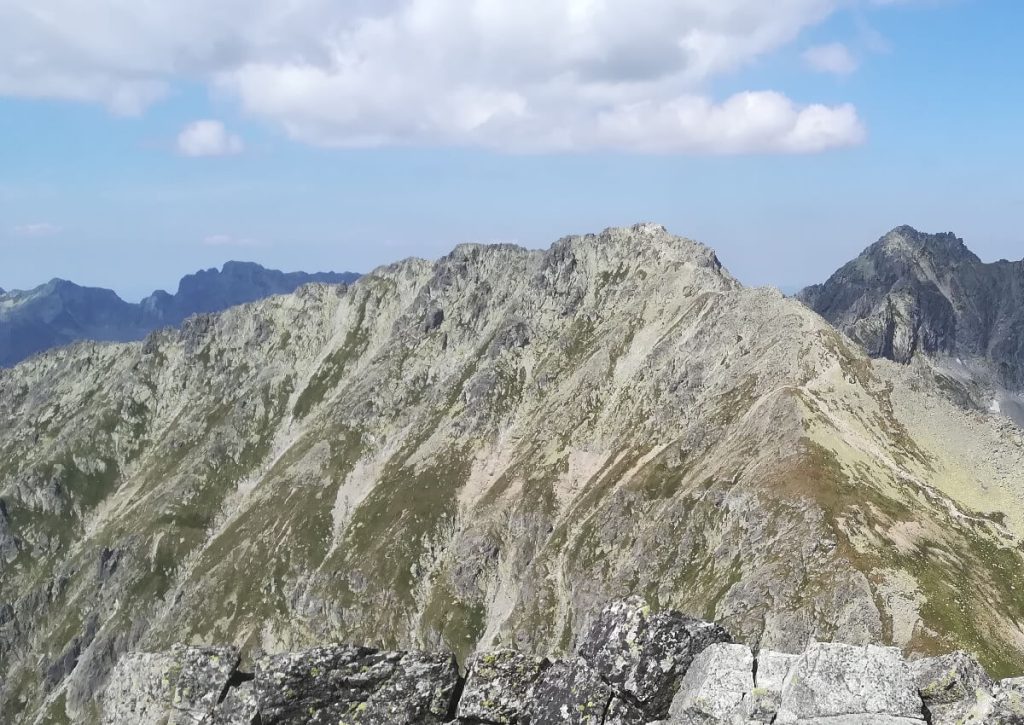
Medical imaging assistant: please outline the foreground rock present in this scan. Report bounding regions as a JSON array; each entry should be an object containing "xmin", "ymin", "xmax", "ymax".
[
  {"xmin": 576, "ymin": 596, "xmax": 731, "ymax": 718},
  {"xmin": 524, "ymin": 657, "xmax": 614, "ymax": 725},
  {"xmin": 774, "ymin": 643, "xmax": 925, "ymax": 723},
  {"xmin": 456, "ymin": 649, "xmax": 549, "ymax": 723},
  {"xmin": 254, "ymin": 645, "xmax": 459, "ymax": 724},
  {"xmin": 668, "ymin": 643, "xmax": 753, "ymax": 722},
  {"xmin": 101, "ymin": 645, "xmax": 240, "ymax": 725},
  {"xmin": 97, "ymin": 598, "xmax": 1024, "ymax": 725}
]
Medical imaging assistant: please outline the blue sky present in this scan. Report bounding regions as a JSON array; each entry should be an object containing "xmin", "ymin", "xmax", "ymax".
[{"xmin": 0, "ymin": 0, "xmax": 1020, "ymax": 300}]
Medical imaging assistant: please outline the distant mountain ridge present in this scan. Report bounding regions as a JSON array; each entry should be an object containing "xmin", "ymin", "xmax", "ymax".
[
  {"xmin": 0, "ymin": 262, "xmax": 359, "ymax": 367},
  {"xmin": 799, "ymin": 225, "xmax": 1024, "ymax": 391}
]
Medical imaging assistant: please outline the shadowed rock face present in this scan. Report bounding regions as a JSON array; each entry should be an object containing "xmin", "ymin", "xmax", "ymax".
[
  {"xmin": 798, "ymin": 225, "xmax": 1024, "ymax": 389},
  {"xmin": 97, "ymin": 600, "xmax": 1024, "ymax": 725},
  {"xmin": 3, "ymin": 225, "xmax": 1024, "ymax": 722},
  {"xmin": 0, "ymin": 263, "xmax": 359, "ymax": 367}
]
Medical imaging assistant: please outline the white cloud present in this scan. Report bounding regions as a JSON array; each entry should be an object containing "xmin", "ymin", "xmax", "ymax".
[
  {"xmin": 176, "ymin": 120, "xmax": 244, "ymax": 157},
  {"xmin": 12, "ymin": 222, "xmax": 61, "ymax": 238},
  {"xmin": 0, "ymin": 1, "xmax": 889, "ymax": 154},
  {"xmin": 803, "ymin": 43, "xmax": 859, "ymax": 75},
  {"xmin": 203, "ymin": 234, "xmax": 263, "ymax": 247}
]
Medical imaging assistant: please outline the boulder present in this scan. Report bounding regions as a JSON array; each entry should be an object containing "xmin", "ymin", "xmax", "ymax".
[
  {"xmin": 209, "ymin": 679, "xmax": 259, "ymax": 724},
  {"xmin": 456, "ymin": 649, "xmax": 549, "ymax": 723},
  {"xmin": 668, "ymin": 643, "xmax": 753, "ymax": 723},
  {"xmin": 603, "ymin": 696, "xmax": 647, "ymax": 725},
  {"xmin": 523, "ymin": 657, "xmax": 611, "ymax": 725},
  {"xmin": 991, "ymin": 677, "xmax": 1024, "ymax": 724},
  {"xmin": 254, "ymin": 644, "xmax": 459, "ymax": 724},
  {"xmin": 101, "ymin": 651, "xmax": 179, "ymax": 725},
  {"xmin": 910, "ymin": 651, "xmax": 993, "ymax": 724},
  {"xmin": 775, "ymin": 643, "xmax": 925, "ymax": 723},
  {"xmin": 576, "ymin": 596, "xmax": 731, "ymax": 717},
  {"xmin": 170, "ymin": 645, "xmax": 241, "ymax": 725},
  {"xmin": 748, "ymin": 651, "xmax": 797, "ymax": 723}
]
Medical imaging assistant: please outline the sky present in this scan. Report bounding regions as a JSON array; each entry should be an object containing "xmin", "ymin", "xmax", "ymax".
[{"xmin": 0, "ymin": 0, "xmax": 1021, "ymax": 300}]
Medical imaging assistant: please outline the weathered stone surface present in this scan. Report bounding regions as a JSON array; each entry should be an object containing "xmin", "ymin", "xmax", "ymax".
[
  {"xmin": 775, "ymin": 643, "xmax": 924, "ymax": 723},
  {"xmin": 170, "ymin": 645, "xmax": 241, "ymax": 725},
  {"xmin": 990, "ymin": 677, "xmax": 1024, "ymax": 724},
  {"xmin": 456, "ymin": 648, "xmax": 549, "ymax": 723},
  {"xmin": 254, "ymin": 644, "xmax": 459, "ymax": 724},
  {"xmin": 668, "ymin": 643, "xmax": 753, "ymax": 723},
  {"xmin": 777, "ymin": 717, "xmax": 924, "ymax": 724},
  {"xmin": 576, "ymin": 597, "xmax": 731, "ymax": 718},
  {"xmin": 603, "ymin": 696, "xmax": 647, "ymax": 725},
  {"xmin": 911, "ymin": 651, "xmax": 993, "ymax": 724},
  {"xmin": 208, "ymin": 679, "xmax": 259, "ymax": 725},
  {"xmin": 523, "ymin": 657, "xmax": 611, "ymax": 725},
  {"xmin": 100, "ymin": 651, "xmax": 179, "ymax": 725},
  {"xmin": 747, "ymin": 650, "xmax": 797, "ymax": 723}
]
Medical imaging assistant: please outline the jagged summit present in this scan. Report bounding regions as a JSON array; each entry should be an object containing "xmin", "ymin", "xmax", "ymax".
[
  {"xmin": 799, "ymin": 226, "xmax": 1024, "ymax": 389},
  {"xmin": 553, "ymin": 223, "xmax": 731, "ymax": 273},
  {"xmin": 872, "ymin": 225, "xmax": 981, "ymax": 265}
]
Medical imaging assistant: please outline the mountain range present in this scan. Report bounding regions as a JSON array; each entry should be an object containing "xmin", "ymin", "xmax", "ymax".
[
  {"xmin": 0, "ymin": 262, "xmax": 360, "ymax": 367},
  {"xmin": 0, "ymin": 224, "xmax": 1022, "ymax": 724}
]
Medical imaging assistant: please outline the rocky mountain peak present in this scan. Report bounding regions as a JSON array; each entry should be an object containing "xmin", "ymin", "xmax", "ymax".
[
  {"xmin": 872, "ymin": 225, "xmax": 980, "ymax": 267},
  {"xmin": 800, "ymin": 226, "xmax": 1024, "ymax": 392},
  {"xmin": 555, "ymin": 223, "xmax": 730, "ymax": 272}
]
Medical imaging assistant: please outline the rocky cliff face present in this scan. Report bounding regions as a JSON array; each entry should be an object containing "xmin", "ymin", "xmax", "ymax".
[
  {"xmin": 100, "ymin": 598, "xmax": 1024, "ymax": 724},
  {"xmin": 0, "ymin": 263, "xmax": 359, "ymax": 367},
  {"xmin": 798, "ymin": 226, "xmax": 1024, "ymax": 395},
  {"xmin": 2, "ymin": 225, "xmax": 1023, "ymax": 723}
]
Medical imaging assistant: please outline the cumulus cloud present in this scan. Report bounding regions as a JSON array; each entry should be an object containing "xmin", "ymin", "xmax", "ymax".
[
  {"xmin": 177, "ymin": 120, "xmax": 244, "ymax": 157},
  {"xmin": 0, "ymin": 1, "xmax": 885, "ymax": 153},
  {"xmin": 803, "ymin": 43, "xmax": 859, "ymax": 75},
  {"xmin": 12, "ymin": 222, "xmax": 61, "ymax": 238}
]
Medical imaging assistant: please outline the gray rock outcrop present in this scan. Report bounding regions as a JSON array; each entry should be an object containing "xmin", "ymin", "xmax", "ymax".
[
  {"xmin": 457, "ymin": 649, "xmax": 549, "ymax": 723},
  {"xmin": 524, "ymin": 657, "xmax": 613, "ymax": 725},
  {"xmin": 95, "ymin": 598, "xmax": 1024, "ymax": 725},
  {"xmin": 667, "ymin": 642, "xmax": 753, "ymax": 723},
  {"xmin": 254, "ymin": 644, "xmax": 459, "ymax": 724},
  {"xmin": 774, "ymin": 643, "xmax": 925, "ymax": 723},
  {"xmin": 911, "ymin": 651, "xmax": 993, "ymax": 724},
  {"xmin": 576, "ymin": 596, "xmax": 732, "ymax": 718}
]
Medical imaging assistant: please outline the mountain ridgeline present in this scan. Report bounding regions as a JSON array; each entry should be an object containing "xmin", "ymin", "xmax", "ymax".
[
  {"xmin": 0, "ymin": 262, "xmax": 360, "ymax": 367},
  {"xmin": 1, "ymin": 225, "xmax": 1023, "ymax": 724}
]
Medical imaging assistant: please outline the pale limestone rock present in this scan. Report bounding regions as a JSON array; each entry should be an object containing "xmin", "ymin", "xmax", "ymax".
[
  {"xmin": 668, "ymin": 643, "xmax": 753, "ymax": 723},
  {"xmin": 775, "ymin": 643, "xmax": 924, "ymax": 723}
]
